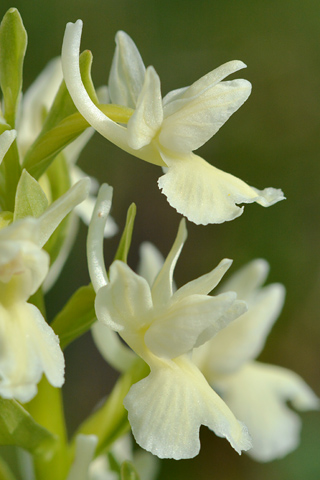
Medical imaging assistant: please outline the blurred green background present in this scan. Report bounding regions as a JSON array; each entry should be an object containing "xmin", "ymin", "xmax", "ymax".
[{"xmin": 1, "ymin": 0, "xmax": 319, "ymax": 478}]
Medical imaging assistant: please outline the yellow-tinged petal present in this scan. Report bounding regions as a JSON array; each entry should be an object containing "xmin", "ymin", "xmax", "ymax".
[
  {"xmin": 158, "ymin": 150, "xmax": 285, "ymax": 225},
  {"xmin": 173, "ymin": 258, "xmax": 232, "ymax": 300},
  {"xmin": 95, "ymin": 261, "xmax": 153, "ymax": 333},
  {"xmin": 127, "ymin": 67, "xmax": 163, "ymax": 150},
  {"xmin": 160, "ymin": 79, "xmax": 251, "ymax": 153},
  {"xmin": 0, "ymin": 302, "xmax": 64, "ymax": 403},
  {"xmin": 145, "ymin": 292, "xmax": 243, "ymax": 359},
  {"xmin": 108, "ymin": 30, "xmax": 146, "ymax": 108},
  {"xmin": 151, "ymin": 218, "xmax": 187, "ymax": 306},
  {"xmin": 124, "ymin": 356, "xmax": 251, "ymax": 459}
]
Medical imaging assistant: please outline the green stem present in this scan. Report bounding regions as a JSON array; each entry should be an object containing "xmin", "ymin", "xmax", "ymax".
[{"xmin": 26, "ymin": 378, "xmax": 70, "ymax": 480}]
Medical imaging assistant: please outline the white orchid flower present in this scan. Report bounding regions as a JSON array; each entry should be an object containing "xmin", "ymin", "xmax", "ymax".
[
  {"xmin": 62, "ymin": 21, "xmax": 284, "ymax": 225},
  {"xmin": 0, "ymin": 177, "xmax": 90, "ymax": 403},
  {"xmin": 87, "ymin": 184, "xmax": 252, "ymax": 459},
  {"xmin": 192, "ymin": 259, "xmax": 320, "ymax": 461},
  {"xmin": 17, "ymin": 57, "xmax": 116, "ymax": 238},
  {"xmin": 116, "ymin": 240, "xmax": 319, "ymax": 461}
]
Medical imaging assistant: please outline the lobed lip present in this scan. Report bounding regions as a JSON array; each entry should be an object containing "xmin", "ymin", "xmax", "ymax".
[{"xmin": 62, "ymin": 21, "xmax": 284, "ymax": 226}]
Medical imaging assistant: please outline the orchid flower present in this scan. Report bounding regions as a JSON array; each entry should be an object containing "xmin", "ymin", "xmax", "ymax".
[
  {"xmin": 62, "ymin": 21, "xmax": 284, "ymax": 225},
  {"xmin": 107, "ymin": 238, "xmax": 319, "ymax": 461},
  {"xmin": 192, "ymin": 259, "xmax": 320, "ymax": 461},
  {"xmin": 17, "ymin": 57, "xmax": 117, "ymax": 238},
  {"xmin": 87, "ymin": 184, "xmax": 252, "ymax": 459},
  {"xmin": 0, "ymin": 174, "xmax": 90, "ymax": 403}
]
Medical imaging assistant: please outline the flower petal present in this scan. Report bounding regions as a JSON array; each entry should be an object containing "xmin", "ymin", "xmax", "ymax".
[
  {"xmin": 95, "ymin": 261, "xmax": 153, "ymax": 333},
  {"xmin": 63, "ymin": 128, "xmax": 95, "ymax": 166},
  {"xmin": 91, "ymin": 321, "xmax": 136, "ymax": 373},
  {"xmin": 108, "ymin": 31, "xmax": 146, "ymax": 108},
  {"xmin": 127, "ymin": 67, "xmax": 163, "ymax": 150},
  {"xmin": 151, "ymin": 218, "xmax": 187, "ymax": 306},
  {"xmin": 163, "ymin": 60, "xmax": 248, "ymax": 105},
  {"xmin": 137, "ymin": 242, "xmax": 165, "ymax": 288},
  {"xmin": 42, "ymin": 214, "xmax": 80, "ymax": 293},
  {"xmin": 194, "ymin": 282, "xmax": 285, "ymax": 375},
  {"xmin": 160, "ymin": 79, "xmax": 251, "ymax": 153},
  {"xmin": 0, "ymin": 302, "xmax": 64, "ymax": 403},
  {"xmin": 124, "ymin": 356, "xmax": 251, "ymax": 459},
  {"xmin": 173, "ymin": 258, "xmax": 232, "ymax": 300},
  {"xmin": 37, "ymin": 178, "xmax": 90, "ymax": 247},
  {"xmin": 75, "ymin": 193, "xmax": 118, "ymax": 238},
  {"xmin": 87, "ymin": 184, "xmax": 113, "ymax": 293},
  {"xmin": 0, "ymin": 218, "xmax": 49, "ymax": 299},
  {"xmin": 215, "ymin": 362, "xmax": 319, "ymax": 462},
  {"xmin": 145, "ymin": 292, "xmax": 244, "ymax": 358},
  {"xmin": 157, "ymin": 151, "xmax": 285, "ymax": 225},
  {"xmin": 219, "ymin": 258, "xmax": 270, "ymax": 300}
]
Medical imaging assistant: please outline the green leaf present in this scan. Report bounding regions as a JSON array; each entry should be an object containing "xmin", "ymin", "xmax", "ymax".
[
  {"xmin": 121, "ymin": 461, "xmax": 140, "ymax": 480},
  {"xmin": 0, "ymin": 8, "xmax": 27, "ymax": 127},
  {"xmin": 113, "ymin": 204, "xmax": 136, "ymax": 264},
  {"xmin": 23, "ymin": 102, "xmax": 132, "ymax": 181},
  {"xmin": 13, "ymin": 170, "xmax": 48, "ymax": 221},
  {"xmin": 22, "ymin": 112, "xmax": 89, "ymax": 180},
  {"xmin": 51, "ymin": 284, "xmax": 96, "ymax": 350},
  {"xmin": 0, "ymin": 398, "xmax": 57, "ymax": 458}
]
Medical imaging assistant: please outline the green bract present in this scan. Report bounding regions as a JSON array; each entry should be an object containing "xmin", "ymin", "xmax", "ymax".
[
  {"xmin": 0, "ymin": 8, "xmax": 27, "ymax": 128},
  {"xmin": 51, "ymin": 284, "xmax": 96, "ymax": 350},
  {"xmin": 13, "ymin": 170, "xmax": 48, "ymax": 220},
  {"xmin": 0, "ymin": 398, "xmax": 57, "ymax": 457}
]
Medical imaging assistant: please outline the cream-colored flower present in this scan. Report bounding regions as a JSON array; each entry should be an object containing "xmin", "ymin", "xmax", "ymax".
[
  {"xmin": 87, "ymin": 184, "xmax": 252, "ymax": 459},
  {"xmin": 116, "ymin": 241, "xmax": 319, "ymax": 461},
  {"xmin": 0, "ymin": 176, "xmax": 90, "ymax": 402},
  {"xmin": 62, "ymin": 21, "xmax": 284, "ymax": 225},
  {"xmin": 192, "ymin": 259, "xmax": 320, "ymax": 461}
]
